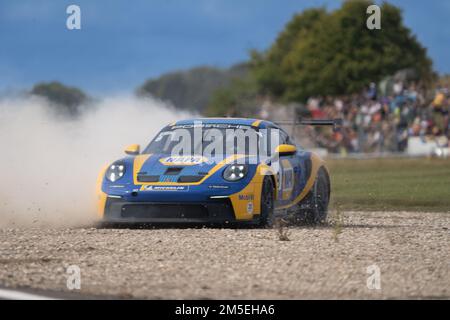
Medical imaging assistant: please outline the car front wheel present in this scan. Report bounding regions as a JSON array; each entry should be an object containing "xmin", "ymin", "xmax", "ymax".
[{"xmin": 259, "ymin": 176, "xmax": 275, "ymax": 227}]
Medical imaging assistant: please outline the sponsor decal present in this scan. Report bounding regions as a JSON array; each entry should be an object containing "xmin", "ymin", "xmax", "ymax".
[
  {"xmin": 238, "ymin": 194, "xmax": 254, "ymax": 201},
  {"xmin": 159, "ymin": 155, "xmax": 207, "ymax": 166},
  {"xmin": 208, "ymin": 185, "xmax": 230, "ymax": 189},
  {"xmin": 144, "ymin": 185, "xmax": 189, "ymax": 191},
  {"xmin": 279, "ymin": 159, "xmax": 294, "ymax": 200},
  {"xmin": 247, "ymin": 202, "xmax": 254, "ymax": 214},
  {"xmin": 172, "ymin": 123, "xmax": 252, "ymax": 130}
]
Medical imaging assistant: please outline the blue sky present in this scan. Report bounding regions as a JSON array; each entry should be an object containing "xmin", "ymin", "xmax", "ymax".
[{"xmin": 0, "ymin": 0, "xmax": 449, "ymax": 95}]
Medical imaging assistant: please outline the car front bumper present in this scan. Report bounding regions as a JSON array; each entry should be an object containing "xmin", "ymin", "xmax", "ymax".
[{"xmin": 102, "ymin": 197, "xmax": 240, "ymax": 224}]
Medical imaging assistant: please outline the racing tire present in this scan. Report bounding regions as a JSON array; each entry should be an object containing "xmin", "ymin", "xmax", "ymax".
[
  {"xmin": 259, "ymin": 176, "xmax": 275, "ymax": 227},
  {"xmin": 297, "ymin": 167, "xmax": 330, "ymax": 225}
]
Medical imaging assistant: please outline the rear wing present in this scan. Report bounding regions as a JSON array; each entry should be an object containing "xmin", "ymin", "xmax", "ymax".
[{"xmin": 274, "ymin": 118, "xmax": 343, "ymax": 132}]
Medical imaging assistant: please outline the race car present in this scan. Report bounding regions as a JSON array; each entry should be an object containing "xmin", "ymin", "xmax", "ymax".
[{"xmin": 96, "ymin": 118, "xmax": 339, "ymax": 226}]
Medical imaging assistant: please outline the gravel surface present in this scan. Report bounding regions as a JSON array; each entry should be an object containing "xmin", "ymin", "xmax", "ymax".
[{"xmin": 0, "ymin": 211, "xmax": 449, "ymax": 299}]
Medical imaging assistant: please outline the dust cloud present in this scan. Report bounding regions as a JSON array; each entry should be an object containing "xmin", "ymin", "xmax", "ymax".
[{"xmin": 0, "ymin": 95, "xmax": 190, "ymax": 227}]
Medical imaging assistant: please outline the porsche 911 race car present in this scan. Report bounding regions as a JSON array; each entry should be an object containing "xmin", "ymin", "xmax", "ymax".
[{"xmin": 96, "ymin": 118, "xmax": 340, "ymax": 226}]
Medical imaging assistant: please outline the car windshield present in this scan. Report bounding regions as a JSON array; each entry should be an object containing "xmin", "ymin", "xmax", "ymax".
[{"xmin": 143, "ymin": 123, "xmax": 276, "ymax": 157}]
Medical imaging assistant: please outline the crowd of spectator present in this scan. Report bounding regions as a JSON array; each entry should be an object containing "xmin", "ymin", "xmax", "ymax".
[{"xmin": 300, "ymin": 80, "xmax": 450, "ymax": 154}]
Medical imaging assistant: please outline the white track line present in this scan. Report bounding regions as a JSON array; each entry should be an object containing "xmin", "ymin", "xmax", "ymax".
[{"xmin": 0, "ymin": 288, "xmax": 56, "ymax": 300}]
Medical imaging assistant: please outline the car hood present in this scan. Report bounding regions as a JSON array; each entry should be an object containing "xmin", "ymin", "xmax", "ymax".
[{"xmin": 132, "ymin": 153, "xmax": 250, "ymax": 183}]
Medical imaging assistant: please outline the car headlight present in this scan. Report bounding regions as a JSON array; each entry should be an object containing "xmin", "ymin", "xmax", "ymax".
[
  {"xmin": 223, "ymin": 164, "xmax": 248, "ymax": 182},
  {"xmin": 105, "ymin": 162, "xmax": 126, "ymax": 182}
]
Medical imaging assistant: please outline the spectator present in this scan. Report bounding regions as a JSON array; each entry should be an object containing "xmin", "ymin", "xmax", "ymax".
[{"xmin": 298, "ymin": 80, "xmax": 450, "ymax": 153}]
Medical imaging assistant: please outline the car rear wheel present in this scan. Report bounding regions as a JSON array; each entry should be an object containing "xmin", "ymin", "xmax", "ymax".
[
  {"xmin": 259, "ymin": 176, "xmax": 275, "ymax": 227},
  {"xmin": 297, "ymin": 167, "xmax": 330, "ymax": 225}
]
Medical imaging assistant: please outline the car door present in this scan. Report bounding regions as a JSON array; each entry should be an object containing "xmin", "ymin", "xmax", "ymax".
[{"xmin": 274, "ymin": 128, "xmax": 301, "ymax": 208}]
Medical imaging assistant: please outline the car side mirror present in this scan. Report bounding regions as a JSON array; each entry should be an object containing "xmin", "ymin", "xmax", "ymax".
[
  {"xmin": 124, "ymin": 144, "xmax": 140, "ymax": 155},
  {"xmin": 275, "ymin": 144, "xmax": 297, "ymax": 156}
]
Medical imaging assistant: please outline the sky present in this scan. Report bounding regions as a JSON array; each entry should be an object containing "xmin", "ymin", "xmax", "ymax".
[{"xmin": 0, "ymin": 0, "xmax": 449, "ymax": 95}]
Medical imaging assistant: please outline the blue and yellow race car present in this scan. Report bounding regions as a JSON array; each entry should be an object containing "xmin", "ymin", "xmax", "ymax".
[{"xmin": 96, "ymin": 118, "xmax": 338, "ymax": 226}]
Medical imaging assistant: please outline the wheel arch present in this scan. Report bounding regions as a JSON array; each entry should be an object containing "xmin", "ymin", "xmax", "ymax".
[{"xmin": 267, "ymin": 174, "xmax": 277, "ymax": 200}]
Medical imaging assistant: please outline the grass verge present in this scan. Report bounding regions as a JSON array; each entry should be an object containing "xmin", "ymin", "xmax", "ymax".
[{"xmin": 327, "ymin": 158, "xmax": 450, "ymax": 212}]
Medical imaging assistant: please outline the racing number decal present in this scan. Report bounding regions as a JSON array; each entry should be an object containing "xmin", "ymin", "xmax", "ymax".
[{"xmin": 279, "ymin": 159, "xmax": 294, "ymax": 200}]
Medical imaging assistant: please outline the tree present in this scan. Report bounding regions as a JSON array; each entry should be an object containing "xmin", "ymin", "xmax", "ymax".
[
  {"xmin": 250, "ymin": 8, "xmax": 327, "ymax": 99},
  {"xmin": 206, "ymin": 76, "xmax": 260, "ymax": 117},
  {"xmin": 137, "ymin": 64, "xmax": 248, "ymax": 113},
  {"xmin": 251, "ymin": 0, "xmax": 434, "ymax": 102},
  {"xmin": 30, "ymin": 81, "xmax": 88, "ymax": 117}
]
